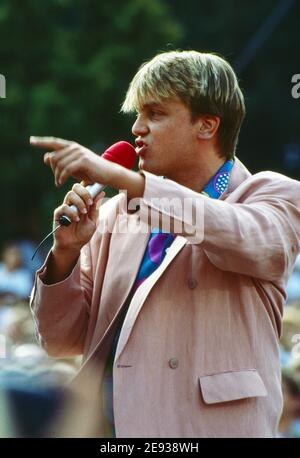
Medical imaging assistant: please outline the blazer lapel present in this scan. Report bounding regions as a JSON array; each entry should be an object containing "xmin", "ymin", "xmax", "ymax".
[
  {"xmin": 114, "ymin": 235, "xmax": 187, "ymax": 362},
  {"xmin": 87, "ymin": 211, "xmax": 150, "ymax": 355}
]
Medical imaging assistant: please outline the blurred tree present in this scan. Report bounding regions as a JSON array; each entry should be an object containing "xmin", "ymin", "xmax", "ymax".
[
  {"xmin": 0, "ymin": 0, "xmax": 182, "ymax": 245},
  {"xmin": 1, "ymin": 0, "xmax": 299, "ymax": 250},
  {"xmin": 166, "ymin": 0, "xmax": 300, "ymax": 177}
]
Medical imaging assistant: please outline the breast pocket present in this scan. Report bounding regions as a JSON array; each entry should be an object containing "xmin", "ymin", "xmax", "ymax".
[{"xmin": 199, "ymin": 369, "xmax": 267, "ymax": 405}]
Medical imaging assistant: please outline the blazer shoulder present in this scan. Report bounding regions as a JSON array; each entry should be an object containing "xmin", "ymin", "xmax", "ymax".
[
  {"xmin": 230, "ymin": 170, "xmax": 300, "ymax": 204},
  {"xmin": 253, "ymin": 170, "xmax": 300, "ymax": 186}
]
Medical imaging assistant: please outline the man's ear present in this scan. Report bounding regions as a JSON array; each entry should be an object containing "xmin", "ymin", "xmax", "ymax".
[{"xmin": 197, "ymin": 115, "xmax": 220, "ymax": 140}]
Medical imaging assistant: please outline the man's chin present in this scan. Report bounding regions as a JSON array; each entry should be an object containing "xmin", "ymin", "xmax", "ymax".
[{"xmin": 138, "ymin": 161, "xmax": 162, "ymax": 177}]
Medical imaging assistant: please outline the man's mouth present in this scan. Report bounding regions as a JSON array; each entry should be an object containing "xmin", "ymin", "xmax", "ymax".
[{"xmin": 135, "ymin": 140, "xmax": 148, "ymax": 157}]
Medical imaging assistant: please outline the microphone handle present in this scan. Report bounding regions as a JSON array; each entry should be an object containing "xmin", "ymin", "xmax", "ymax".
[{"xmin": 59, "ymin": 182, "xmax": 106, "ymax": 226}]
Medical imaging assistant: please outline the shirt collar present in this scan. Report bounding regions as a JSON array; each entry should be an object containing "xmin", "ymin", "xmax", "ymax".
[{"xmin": 201, "ymin": 158, "xmax": 235, "ymax": 199}]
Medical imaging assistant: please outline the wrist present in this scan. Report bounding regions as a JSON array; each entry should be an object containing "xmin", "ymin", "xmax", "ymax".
[
  {"xmin": 43, "ymin": 245, "xmax": 81, "ymax": 285},
  {"xmin": 95, "ymin": 156, "xmax": 119, "ymax": 186},
  {"xmin": 109, "ymin": 165, "xmax": 145, "ymax": 199},
  {"xmin": 52, "ymin": 243, "xmax": 82, "ymax": 259}
]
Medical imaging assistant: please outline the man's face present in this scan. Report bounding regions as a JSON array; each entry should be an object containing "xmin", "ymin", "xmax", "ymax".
[{"xmin": 132, "ymin": 97, "xmax": 200, "ymax": 179}]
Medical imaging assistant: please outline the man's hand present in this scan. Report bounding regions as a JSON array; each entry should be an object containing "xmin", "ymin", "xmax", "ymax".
[
  {"xmin": 30, "ymin": 136, "xmax": 114, "ymax": 187},
  {"xmin": 53, "ymin": 183, "xmax": 106, "ymax": 252},
  {"xmin": 30, "ymin": 135, "xmax": 145, "ymax": 200}
]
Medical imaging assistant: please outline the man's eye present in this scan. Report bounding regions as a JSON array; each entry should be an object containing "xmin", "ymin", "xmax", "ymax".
[{"xmin": 149, "ymin": 110, "xmax": 163, "ymax": 118}]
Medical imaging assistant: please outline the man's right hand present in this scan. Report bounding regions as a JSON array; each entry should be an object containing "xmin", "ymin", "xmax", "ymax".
[
  {"xmin": 42, "ymin": 183, "xmax": 106, "ymax": 285},
  {"xmin": 53, "ymin": 182, "xmax": 106, "ymax": 252}
]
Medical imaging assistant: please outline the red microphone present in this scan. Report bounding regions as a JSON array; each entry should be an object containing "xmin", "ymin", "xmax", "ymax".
[
  {"xmin": 59, "ymin": 141, "xmax": 136, "ymax": 226},
  {"xmin": 102, "ymin": 141, "xmax": 136, "ymax": 169}
]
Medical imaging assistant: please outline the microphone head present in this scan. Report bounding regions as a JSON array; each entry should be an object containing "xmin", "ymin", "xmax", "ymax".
[{"xmin": 102, "ymin": 141, "xmax": 136, "ymax": 169}]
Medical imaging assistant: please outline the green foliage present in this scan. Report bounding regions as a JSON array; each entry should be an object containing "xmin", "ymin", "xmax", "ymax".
[
  {"xmin": 1, "ymin": 0, "xmax": 299, "ymax": 249},
  {"xmin": 167, "ymin": 0, "xmax": 300, "ymax": 175},
  {"xmin": 0, "ymin": 0, "xmax": 182, "ymax": 243}
]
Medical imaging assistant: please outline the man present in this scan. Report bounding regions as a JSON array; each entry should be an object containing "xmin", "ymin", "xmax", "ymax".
[{"xmin": 30, "ymin": 50, "xmax": 300, "ymax": 437}]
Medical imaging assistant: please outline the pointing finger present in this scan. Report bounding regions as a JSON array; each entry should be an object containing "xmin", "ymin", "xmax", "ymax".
[{"xmin": 30, "ymin": 136, "xmax": 72, "ymax": 150}]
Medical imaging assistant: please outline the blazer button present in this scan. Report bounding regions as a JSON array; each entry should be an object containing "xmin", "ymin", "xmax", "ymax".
[
  {"xmin": 188, "ymin": 278, "xmax": 198, "ymax": 289},
  {"xmin": 169, "ymin": 358, "xmax": 179, "ymax": 369}
]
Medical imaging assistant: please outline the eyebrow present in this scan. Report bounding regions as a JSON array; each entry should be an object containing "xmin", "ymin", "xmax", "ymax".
[{"xmin": 142, "ymin": 102, "xmax": 164, "ymax": 110}]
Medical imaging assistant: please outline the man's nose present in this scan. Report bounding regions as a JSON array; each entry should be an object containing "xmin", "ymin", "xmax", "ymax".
[{"xmin": 132, "ymin": 115, "xmax": 149, "ymax": 136}]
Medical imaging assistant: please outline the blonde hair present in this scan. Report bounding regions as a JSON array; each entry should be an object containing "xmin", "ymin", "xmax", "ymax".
[{"xmin": 121, "ymin": 50, "xmax": 246, "ymax": 159}]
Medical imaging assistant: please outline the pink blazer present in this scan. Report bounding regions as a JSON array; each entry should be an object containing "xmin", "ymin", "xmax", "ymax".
[{"xmin": 30, "ymin": 158, "xmax": 300, "ymax": 437}]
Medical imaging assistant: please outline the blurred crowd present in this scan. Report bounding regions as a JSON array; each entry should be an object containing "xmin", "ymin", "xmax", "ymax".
[
  {"xmin": 278, "ymin": 255, "xmax": 300, "ymax": 437},
  {"xmin": 0, "ymin": 239, "xmax": 299, "ymax": 437},
  {"xmin": 0, "ymin": 240, "xmax": 82, "ymax": 437}
]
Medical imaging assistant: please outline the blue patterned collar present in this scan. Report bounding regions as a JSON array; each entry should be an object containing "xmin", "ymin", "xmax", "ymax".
[{"xmin": 201, "ymin": 159, "xmax": 234, "ymax": 199}]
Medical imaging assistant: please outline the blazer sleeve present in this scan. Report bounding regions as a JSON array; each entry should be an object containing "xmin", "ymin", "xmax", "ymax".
[
  {"xmin": 30, "ymin": 236, "xmax": 96, "ymax": 358},
  {"xmin": 139, "ymin": 171, "xmax": 300, "ymax": 283}
]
